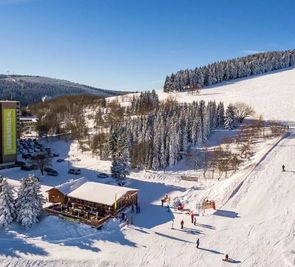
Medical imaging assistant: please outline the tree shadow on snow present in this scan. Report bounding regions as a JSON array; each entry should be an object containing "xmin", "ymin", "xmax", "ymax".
[
  {"xmin": 213, "ymin": 209, "xmax": 239, "ymax": 218},
  {"xmin": 132, "ymin": 227, "xmax": 150, "ymax": 235},
  {"xmin": 133, "ymin": 203, "xmax": 175, "ymax": 229},
  {"xmin": 23, "ymin": 216, "xmax": 136, "ymax": 253},
  {"xmin": 128, "ymin": 179, "xmax": 186, "ymax": 229},
  {"xmin": 226, "ymin": 258, "xmax": 242, "ymax": 264},
  {"xmin": 198, "ymin": 247, "xmax": 223, "ymax": 255},
  {"xmin": 154, "ymin": 231, "xmax": 194, "ymax": 244},
  {"xmin": 0, "ymin": 230, "xmax": 48, "ymax": 257},
  {"xmin": 174, "ymin": 227, "xmax": 203, "ymax": 235},
  {"xmin": 196, "ymin": 223, "xmax": 216, "ymax": 230}
]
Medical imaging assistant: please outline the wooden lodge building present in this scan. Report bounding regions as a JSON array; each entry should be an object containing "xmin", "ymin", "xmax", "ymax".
[
  {"xmin": 46, "ymin": 178, "xmax": 139, "ymax": 228},
  {"xmin": 47, "ymin": 177, "xmax": 87, "ymax": 204}
]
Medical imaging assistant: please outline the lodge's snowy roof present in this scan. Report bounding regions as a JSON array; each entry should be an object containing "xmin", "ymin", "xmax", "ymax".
[
  {"xmin": 67, "ymin": 182, "xmax": 138, "ymax": 206},
  {"xmin": 55, "ymin": 177, "xmax": 87, "ymax": 195}
]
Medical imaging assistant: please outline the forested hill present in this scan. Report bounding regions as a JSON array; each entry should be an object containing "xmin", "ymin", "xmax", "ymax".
[
  {"xmin": 0, "ymin": 75, "xmax": 127, "ymax": 105},
  {"xmin": 163, "ymin": 50, "xmax": 295, "ymax": 92}
]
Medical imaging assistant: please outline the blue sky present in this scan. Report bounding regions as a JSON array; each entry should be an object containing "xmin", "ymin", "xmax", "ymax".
[{"xmin": 0, "ymin": 0, "xmax": 294, "ymax": 91}]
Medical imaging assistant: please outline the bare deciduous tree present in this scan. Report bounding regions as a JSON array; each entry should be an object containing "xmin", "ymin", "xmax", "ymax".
[
  {"xmin": 30, "ymin": 153, "xmax": 52, "ymax": 176},
  {"xmin": 234, "ymin": 102, "xmax": 255, "ymax": 123}
]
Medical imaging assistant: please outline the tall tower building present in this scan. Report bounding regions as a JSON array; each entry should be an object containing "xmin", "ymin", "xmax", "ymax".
[{"xmin": 0, "ymin": 101, "xmax": 18, "ymax": 167}]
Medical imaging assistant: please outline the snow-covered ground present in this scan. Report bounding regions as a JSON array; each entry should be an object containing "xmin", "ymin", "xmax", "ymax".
[{"xmin": 1, "ymin": 68, "xmax": 295, "ymax": 266}]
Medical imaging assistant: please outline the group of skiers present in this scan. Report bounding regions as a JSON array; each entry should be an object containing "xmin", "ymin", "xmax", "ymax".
[{"xmin": 166, "ymin": 199, "xmax": 230, "ymax": 262}]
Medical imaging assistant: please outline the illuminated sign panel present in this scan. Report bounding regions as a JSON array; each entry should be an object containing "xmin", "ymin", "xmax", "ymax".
[{"xmin": 3, "ymin": 109, "xmax": 16, "ymax": 156}]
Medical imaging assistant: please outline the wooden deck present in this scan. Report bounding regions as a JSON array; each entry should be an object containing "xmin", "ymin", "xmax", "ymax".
[{"xmin": 45, "ymin": 204, "xmax": 112, "ymax": 228}]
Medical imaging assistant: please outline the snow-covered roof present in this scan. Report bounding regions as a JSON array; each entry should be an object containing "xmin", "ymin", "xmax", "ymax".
[
  {"xmin": 54, "ymin": 177, "xmax": 88, "ymax": 195},
  {"xmin": 67, "ymin": 182, "xmax": 138, "ymax": 206}
]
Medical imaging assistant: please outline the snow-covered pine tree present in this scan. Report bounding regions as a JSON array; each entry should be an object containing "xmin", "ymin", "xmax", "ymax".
[
  {"xmin": 197, "ymin": 100, "xmax": 206, "ymax": 143},
  {"xmin": 168, "ymin": 120, "xmax": 179, "ymax": 166},
  {"xmin": 108, "ymin": 100, "xmax": 222, "ymax": 169},
  {"xmin": 217, "ymin": 102, "xmax": 225, "ymax": 127},
  {"xmin": 145, "ymin": 115, "xmax": 155, "ymax": 169},
  {"xmin": 110, "ymin": 128, "xmax": 130, "ymax": 178},
  {"xmin": 0, "ymin": 179, "xmax": 16, "ymax": 228},
  {"xmin": 15, "ymin": 175, "xmax": 44, "ymax": 228},
  {"xmin": 163, "ymin": 50, "xmax": 295, "ymax": 92},
  {"xmin": 151, "ymin": 114, "xmax": 161, "ymax": 170},
  {"xmin": 111, "ymin": 159, "xmax": 129, "ymax": 179},
  {"xmin": 224, "ymin": 104, "xmax": 236, "ymax": 130}
]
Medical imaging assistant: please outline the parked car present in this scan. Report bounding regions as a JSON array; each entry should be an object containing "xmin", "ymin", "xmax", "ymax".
[
  {"xmin": 17, "ymin": 161, "xmax": 26, "ymax": 167},
  {"xmin": 44, "ymin": 167, "xmax": 56, "ymax": 172},
  {"xmin": 117, "ymin": 180, "xmax": 126, "ymax": 186},
  {"xmin": 31, "ymin": 164, "xmax": 39, "ymax": 170},
  {"xmin": 22, "ymin": 154, "xmax": 31, "ymax": 159},
  {"xmin": 68, "ymin": 168, "xmax": 81, "ymax": 175},
  {"xmin": 97, "ymin": 172, "xmax": 109, "ymax": 179},
  {"xmin": 47, "ymin": 170, "xmax": 58, "ymax": 176},
  {"xmin": 21, "ymin": 165, "xmax": 34, "ymax": 171},
  {"xmin": 56, "ymin": 158, "xmax": 65, "ymax": 163}
]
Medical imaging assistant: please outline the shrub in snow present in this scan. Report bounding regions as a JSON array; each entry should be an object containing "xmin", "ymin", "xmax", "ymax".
[
  {"xmin": 0, "ymin": 179, "xmax": 16, "ymax": 228},
  {"xmin": 15, "ymin": 175, "xmax": 44, "ymax": 228}
]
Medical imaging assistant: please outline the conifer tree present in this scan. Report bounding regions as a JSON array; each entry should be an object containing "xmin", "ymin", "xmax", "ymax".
[
  {"xmin": 15, "ymin": 175, "xmax": 44, "ymax": 228},
  {"xmin": 216, "ymin": 102, "xmax": 225, "ymax": 126},
  {"xmin": 0, "ymin": 179, "xmax": 16, "ymax": 228},
  {"xmin": 163, "ymin": 50, "xmax": 295, "ymax": 92},
  {"xmin": 224, "ymin": 104, "xmax": 236, "ymax": 130}
]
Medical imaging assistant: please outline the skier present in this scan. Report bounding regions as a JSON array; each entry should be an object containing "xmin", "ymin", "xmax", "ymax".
[
  {"xmin": 180, "ymin": 219, "xmax": 184, "ymax": 229},
  {"xmin": 191, "ymin": 212, "xmax": 194, "ymax": 224},
  {"xmin": 223, "ymin": 254, "xmax": 229, "ymax": 262},
  {"xmin": 193, "ymin": 217, "xmax": 197, "ymax": 226},
  {"xmin": 167, "ymin": 204, "xmax": 170, "ymax": 212},
  {"xmin": 161, "ymin": 199, "xmax": 164, "ymax": 207},
  {"xmin": 136, "ymin": 205, "xmax": 141, "ymax": 213},
  {"xmin": 282, "ymin": 165, "xmax": 285, "ymax": 172},
  {"xmin": 196, "ymin": 238, "xmax": 200, "ymax": 248},
  {"xmin": 131, "ymin": 216, "xmax": 134, "ymax": 225}
]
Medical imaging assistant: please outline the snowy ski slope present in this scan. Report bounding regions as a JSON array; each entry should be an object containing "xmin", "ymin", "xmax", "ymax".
[
  {"xmin": 110, "ymin": 67, "xmax": 295, "ymax": 124},
  {"xmin": 1, "ymin": 68, "xmax": 295, "ymax": 266}
]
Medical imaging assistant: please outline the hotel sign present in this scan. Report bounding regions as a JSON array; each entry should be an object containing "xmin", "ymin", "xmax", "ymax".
[{"xmin": 3, "ymin": 109, "xmax": 16, "ymax": 156}]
